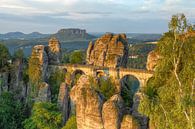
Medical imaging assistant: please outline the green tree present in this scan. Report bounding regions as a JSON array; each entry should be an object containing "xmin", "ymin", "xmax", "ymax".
[
  {"xmin": 48, "ymin": 69, "xmax": 65, "ymax": 103},
  {"xmin": 0, "ymin": 92, "xmax": 25, "ymax": 129},
  {"xmin": 28, "ymin": 57, "xmax": 42, "ymax": 97},
  {"xmin": 69, "ymin": 50, "xmax": 84, "ymax": 64},
  {"xmin": 139, "ymin": 14, "xmax": 195, "ymax": 129},
  {"xmin": 0, "ymin": 44, "xmax": 10, "ymax": 69},
  {"xmin": 23, "ymin": 102, "xmax": 62, "ymax": 129},
  {"xmin": 62, "ymin": 115, "xmax": 77, "ymax": 129},
  {"xmin": 92, "ymin": 77, "xmax": 116, "ymax": 100},
  {"xmin": 13, "ymin": 49, "xmax": 24, "ymax": 60}
]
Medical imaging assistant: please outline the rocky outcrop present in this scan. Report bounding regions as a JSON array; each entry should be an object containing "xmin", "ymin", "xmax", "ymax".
[
  {"xmin": 146, "ymin": 50, "xmax": 160, "ymax": 71},
  {"xmin": 102, "ymin": 94, "xmax": 124, "ymax": 129},
  {"xmin": 86, "ymin": 33, "xmax": 129, "ymax": 68},
  {"xmin": 0, "ymin": 72, "xmax": 9, "ymax": 94},
  {"xmin": 36, "ymin": 82, "xmax": 51, "ymax": 102},
  {"xmin": 120, "ymin": 115, "xmax": 140, "ymax": 129},
  {"xmin": 31, "ymin": 45, "xmax": 48, "ymax": 80},
  {"xmin": 70, "ymin": 75, "xmax": 104, "ymax": 129},
  {"xmin": 0, "ymin": 59, "xmax": 27, "ymax": 99},
  {"xmin": 58, "ymin": 82, "xmax": 71, "ymax": 124},
  {"xmin": 45, "ymin": 37, "xmax": 61, "ymax": 65},
  {"xmin": 132, "ymin": 93, "xmax": 149, "ymax": 129}
]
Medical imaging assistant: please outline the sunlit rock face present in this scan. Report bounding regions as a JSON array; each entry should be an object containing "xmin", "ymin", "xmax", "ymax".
[
  {"xmin": 31, "ymin": 45, "xmax": 48, "ymax": 66},
  {"xmin": 102, "ymin": 94, "xmax": 124, "ymax": 129},
  {"xmin": 68, "ymin": 75, "xmax": 142, "ymax": 129},
  {"xmin": 31, "ymin": 45, "xmax": 48, "ymax": 80},
  {"xmin": 146, "ymin": 50, "xmax": 160, "ymax": 71},
  {"xmin": 70, "ymin": 75, "xmax": 104, "ymax": 129},
  {"xmin": 86, "ymin": 33, "xmax": 129, "ymax": 68},
  {"xmin": 120, "ymin": 115, "xmax": 140, "ymax": 129},
  {"xmin": 45, "ymin": 37, "xmax": 61, "ymax": 65}
]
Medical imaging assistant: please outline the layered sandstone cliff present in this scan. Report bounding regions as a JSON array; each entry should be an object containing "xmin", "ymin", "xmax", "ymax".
[
  {"xmin": 86, "ymin": 33, "xmax": 129, "ymax": 68},
  {"xmin": 45, "ymin": 37, "xmax": 61, "ymax": 65},
  {"xmin": 69, "ymin": 75, "xmax": 140, "ymax": 129}
]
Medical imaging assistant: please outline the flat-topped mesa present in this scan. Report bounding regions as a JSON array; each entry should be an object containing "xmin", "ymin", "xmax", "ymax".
[
  {"xmin": 45, "ymin": 37, "xmax": 61, "ymax": 65},
  {"xmin": 86, "ymin": 33, "xmax": 129, "ymax": 68}
]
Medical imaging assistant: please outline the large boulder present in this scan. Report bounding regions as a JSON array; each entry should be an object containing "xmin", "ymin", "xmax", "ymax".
[
  {"xmin": 86, "ymin": 33, "xmax": 128, "ymax": 68},
  {"xmin": 70, "ymin": 75, "xmax": 104, "ymax": 129},
  {"xmin": 102, "ymin": 94, "xmax": 124, "ymax": 129},
  {"xmin": 146, "ymin": 50, "xmax": 160, "ymax": 71},
  {"xmin": 45, "ymin": 37, "xmax": 61, "ymax": 65}
]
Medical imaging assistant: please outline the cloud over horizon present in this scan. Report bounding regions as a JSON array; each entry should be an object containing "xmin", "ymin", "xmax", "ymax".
[{"xmin": 0, "ymin": 0, "xmax": 195, "ymax": 33}]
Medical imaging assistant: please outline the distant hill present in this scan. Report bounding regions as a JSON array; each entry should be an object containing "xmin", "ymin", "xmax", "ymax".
[
  {"xmin": 0, "ymin": 32, "xmax": 49, "ymax": 40},
  {"xmin": 50, "ymin": 28, "xmax": 96, "ymax": 42}
]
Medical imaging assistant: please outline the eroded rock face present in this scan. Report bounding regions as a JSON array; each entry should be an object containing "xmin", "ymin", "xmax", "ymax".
[
  {"xmin": 120, "ymin": 115, "xmax": 140, "ymax": 129},
  {"xmin": 31, "ymin": 45, "xmax": 48, "ymax": 80},
  {"xmin": 146, "ymin": 50, "xmax": 160, "ymax": 71},
  {"xmin": 36, "ymin": 82, "xmax": 51, "ymax": 102},
  {"xmin": 86, "ymin": 33, "xmax": 128, "ymax": 68},
  {"xmin": 58, "ymin": 82, "xmax": 71, "ymax": 124},
  {"xmin": 70, "ymin": 75, "xmax": 104, "ymax": 129},
  {"xmin": 45, "ymin": 37, "xmax": 61, "ymax": 65},
  {"xmin": 102, "ymin": 94, "xmax": 124, "ymax": 129}
]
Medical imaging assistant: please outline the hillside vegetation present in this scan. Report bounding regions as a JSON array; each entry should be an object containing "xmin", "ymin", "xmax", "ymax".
[{"xmin": 139, "ymin": 14, "xmax": 195, "ymax": 129}]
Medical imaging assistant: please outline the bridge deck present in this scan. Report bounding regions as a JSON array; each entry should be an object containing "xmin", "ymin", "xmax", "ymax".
[{"xmin": 51, "ymin": 64, "xmax": 154, "ymax": 74}]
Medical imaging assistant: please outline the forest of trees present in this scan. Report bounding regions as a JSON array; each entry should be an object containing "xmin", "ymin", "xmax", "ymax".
[{"xmin": 139, "ymin": 14, "xmax": 195, "ymax": 129}]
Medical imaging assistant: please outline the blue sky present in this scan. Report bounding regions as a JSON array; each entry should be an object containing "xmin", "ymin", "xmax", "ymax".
[{"xmin": 0, "ymin": 0, "xmax": 195, "ymax": 33}]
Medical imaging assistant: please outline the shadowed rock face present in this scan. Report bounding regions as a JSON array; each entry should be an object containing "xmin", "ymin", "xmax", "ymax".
[
  {"xmin": 146, "ymin": 50, "xmax": 160, "ymax": 71},
  {"xmin": 86, "ymin": 33, "xmax": 129, "ymax": 68},
  {"xmin": 58, "ymin": 82, "xmax": 71, "ymax": 125},
  {"xmin": 36, "ymin": 82, "xmax": 51, "ymax": 102}
]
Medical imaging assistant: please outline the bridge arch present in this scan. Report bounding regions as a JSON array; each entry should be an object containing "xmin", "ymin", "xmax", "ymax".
[
  {"xmin": 120, "ymin": 75, "xmax": 140, "ymax": 107},
  {"xmin": 96, "ymin": 70, "xmax": 107, "ymax": 78},
  {"xmin": 70, "ymin": 69, "xmax": 85, "ymax": 86},
  {"xmin": 119, "ymin": 69, "xmax": 153, "ymax": 88}
]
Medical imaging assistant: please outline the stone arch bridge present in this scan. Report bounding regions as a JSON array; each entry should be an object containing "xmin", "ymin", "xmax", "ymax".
[{"xmin": 48, "ymin": 64, "xmax": 153, "ymax": 87}]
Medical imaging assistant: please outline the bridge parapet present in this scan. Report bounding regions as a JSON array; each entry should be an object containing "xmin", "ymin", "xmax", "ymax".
[{"xmin": 48, "ymin": 64, "xmax": 154, "ymax": 87}]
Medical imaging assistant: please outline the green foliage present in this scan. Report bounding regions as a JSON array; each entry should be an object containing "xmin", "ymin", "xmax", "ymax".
[
  {"xmin": 0, "ymin": 44, "xmax": 10, "ymax": 69},
  {"xmin": 28, "ymin": 57, "xmax": 42, "ymax": 84},
  {"xmin": 92, "ymin": 77, "xmax": 116, "ymax": 100},
  {"xmin": 139, "ymin": 14, "xmax": 195, "ymax": 129},
  {"xmin": 13, "ymin": 49, "xmax": 24, "ymax": 60},
  {"xmin": 23, "ymin": 102, "xmax": 62, "ymax": 129},
  {"xmin": 128, "ymin": 44, "xmax": 156, "ymax": 69},
  {"xmin": 0, "ymin": 92, "xmax": 25, "ymax": 129},
  {"xmin": 62, "ymin": 115, "xmax": 77, "ymax": 129},
  {"xmin": 48, "ymin": 69, "xmax": 65, "ymax": 103},
  {"xmin": 69, "ymin": 50, "xmax": 85, "ymax": 64},
  {"xmin": 62, "ymin": 53, "xmax": 70, "ymax": 63},
  {"xmin": 28, "ymin": 57, "xmax": 42, "ymax": 97}
]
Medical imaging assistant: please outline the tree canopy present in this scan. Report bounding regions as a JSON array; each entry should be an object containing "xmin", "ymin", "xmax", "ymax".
[
  {"xmin": 139, "ymin": 14, "xmax": 195, "ymax": 129},
  {"xmin": 0, "ymin": 44, "xmax": 10, "ymax": 69}
]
